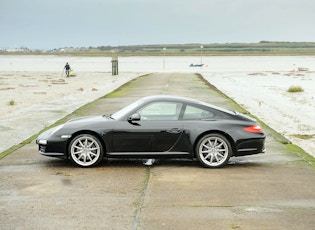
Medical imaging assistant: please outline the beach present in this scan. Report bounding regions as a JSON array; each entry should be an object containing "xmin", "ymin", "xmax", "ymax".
[
  {"xmin": 203, "ymin": 72, "xmax": 315, "ymax": 157},
  {"xmin": 0, "ymin": 55, "xmax": 314, "ymax": 157},
  {"xmin": 0, "ymin": 71, "xmax": 141, "ymax": 153}
]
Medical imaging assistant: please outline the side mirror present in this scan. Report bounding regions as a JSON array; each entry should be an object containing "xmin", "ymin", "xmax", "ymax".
[{"xmin": 128, "ymin": 113, "xmax": 141, "ymax": 123}]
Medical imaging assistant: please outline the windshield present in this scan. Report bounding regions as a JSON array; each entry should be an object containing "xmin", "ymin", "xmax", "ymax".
[{"xmin": 111, "ymin": 99, "xmax": 144, "ymax": 120}]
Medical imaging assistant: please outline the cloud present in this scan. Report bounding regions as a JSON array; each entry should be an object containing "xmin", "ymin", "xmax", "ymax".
[{"xmin": 1, "ymin": 0, "xmax": 314, "ymax": 49}]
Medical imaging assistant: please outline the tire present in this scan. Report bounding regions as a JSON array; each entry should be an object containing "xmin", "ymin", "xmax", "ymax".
[
  {"xmin": 68, "ymin": 134, "xmax": 103, "ymax": 167},
  {"xmin": 196, "ymin": 133, "xmax": 231, "ymax": 168}
]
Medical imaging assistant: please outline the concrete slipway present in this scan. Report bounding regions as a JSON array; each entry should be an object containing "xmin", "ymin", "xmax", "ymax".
[{"xmin": 1, "ymin": 73, "xmax": 314, "ymax": 230}]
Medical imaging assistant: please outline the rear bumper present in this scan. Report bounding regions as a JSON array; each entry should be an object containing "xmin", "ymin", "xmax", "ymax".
[{"xmin": 234, "ymin": 138, "xmax": 265, "ymax": 156}]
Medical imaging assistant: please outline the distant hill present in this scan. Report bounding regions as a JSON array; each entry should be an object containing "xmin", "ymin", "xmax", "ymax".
[
  {"xmin": 54, "ymin": 41, "xmax": 315, "ymax": 56},
  {"xmin": 2, "ymin": 41, "xmax": 315, "ymax": 56}
]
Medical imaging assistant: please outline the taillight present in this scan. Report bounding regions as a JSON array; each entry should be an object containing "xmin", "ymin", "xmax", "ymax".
[{"xmin": 243, "ymin": 125, "xmax": 263, "ymax": 133}]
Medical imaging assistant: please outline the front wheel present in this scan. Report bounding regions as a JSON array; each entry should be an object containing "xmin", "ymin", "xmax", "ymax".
[
  {"xmin": 196, "ymin": 134, "xmax": 231, "ymax": 168},
  {"xmin": 69, "ymin": 134, "xmax": 103, "ymax": 167}
]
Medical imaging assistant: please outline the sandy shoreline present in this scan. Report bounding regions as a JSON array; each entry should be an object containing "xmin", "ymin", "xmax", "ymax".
[
  {"xmin": 0, "ymin": 56, "xmax": 314, "ymax": 158},
  {"xmin": 0, "ymin": 71, "xmax": 143, "ymax": 153},
  {"xmin": 203, "ymin": 71, "xmax": 315, "ymax": 157}
]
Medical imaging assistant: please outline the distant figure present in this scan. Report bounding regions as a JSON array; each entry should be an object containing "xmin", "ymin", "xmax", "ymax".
[{"xmin": 64, "ymin": 62, "xmax": 71, "ymax": 77}]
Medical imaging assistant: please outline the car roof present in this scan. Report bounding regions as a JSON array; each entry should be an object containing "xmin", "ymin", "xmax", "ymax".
[
  {"xmin": 141, "ymin": 95, "xmax": 236, "ymax": 115},
  {"xmin": 142, "ymin": 95, "xmax": 205, "ymax": 104}
]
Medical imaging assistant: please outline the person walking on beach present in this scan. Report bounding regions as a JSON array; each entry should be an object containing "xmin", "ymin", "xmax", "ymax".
[{"xmin": 64, "ymin": 62, "xmax": 71, "ymax": 77}]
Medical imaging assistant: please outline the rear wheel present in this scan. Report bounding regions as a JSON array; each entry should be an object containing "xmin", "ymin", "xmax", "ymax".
[
  {"xmin": 196, "ymin": 133, "xmax": 231, "ymax": 168},
  {"xmin": 69, "ymin": 134, "xmax": 103, "ymax": 167}
]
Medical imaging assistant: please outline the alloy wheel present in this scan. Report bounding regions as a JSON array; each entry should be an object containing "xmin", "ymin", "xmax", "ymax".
[
  {"xmin": 197, "ymin": 134, "xmax": 231, "ymax": 168},
  {"xmin": 69, "ymin": 134, "xmax": 103, "ymax": 167}
]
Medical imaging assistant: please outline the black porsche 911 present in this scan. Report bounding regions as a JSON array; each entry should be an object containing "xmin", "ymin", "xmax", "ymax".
[{"xmin": 36, "ymin": 95, "xmax": 265, "ymax": 168}]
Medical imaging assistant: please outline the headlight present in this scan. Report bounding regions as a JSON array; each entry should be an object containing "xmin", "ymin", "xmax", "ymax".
[{"xmin": 37, "ymin": 139, "xmax": 47, "ymax": 145}]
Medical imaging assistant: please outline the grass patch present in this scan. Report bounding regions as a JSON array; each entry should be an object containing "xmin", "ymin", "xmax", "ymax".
[
  {"xmin": 9, "ymin": 100, "xmax": 15, "ymax": 105},
  {"xmin": 292, "ymin": 134, "xmax": 315, "ymax": 140},
  {"xmin": 102, "ymin": 74, "xmax": 148, "ymax": 98},
  {"xmin": 287, "ymin": 85, "xmax": 304, "ymax": 93},
  {"xmin": 284, "ymin": 144, "xmax": 315, "ymax": 168}
]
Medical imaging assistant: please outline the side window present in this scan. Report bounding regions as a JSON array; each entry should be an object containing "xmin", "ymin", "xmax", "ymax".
[
  {"xmin": 138, "ymin": 102, "xmax": 182, "ymax": 121},
  {"xmin": 183, "ymin": 105, "xmax": 214, "ymax": 120}
]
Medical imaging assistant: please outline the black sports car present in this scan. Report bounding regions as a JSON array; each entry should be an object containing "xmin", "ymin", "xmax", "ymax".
[{"xmin": 36, "ymin": 95, "xmax": 265, "ymax": 168}]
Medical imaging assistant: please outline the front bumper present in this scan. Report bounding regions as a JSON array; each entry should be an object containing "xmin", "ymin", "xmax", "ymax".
[{"xmin": 36, "ymin": 126, "xmax": 70, "ymax": 158}]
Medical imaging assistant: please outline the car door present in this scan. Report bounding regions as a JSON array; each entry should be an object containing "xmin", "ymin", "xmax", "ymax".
[{"xmin": 112, "ymin": 101, "xmax": 184, "ymax": 153}]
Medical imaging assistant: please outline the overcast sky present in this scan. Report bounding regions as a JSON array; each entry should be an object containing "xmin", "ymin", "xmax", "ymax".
[{"xmin": 1, "ymin": 0, "xmax": 314, "ymax": 49}]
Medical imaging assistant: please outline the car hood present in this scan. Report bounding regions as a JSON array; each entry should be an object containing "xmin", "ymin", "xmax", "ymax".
[
  {"xmin": 60, "ymin": 115, "xmax": 115, "ymax": 131},
  {"xmin": 37, "ymin": 115, "xmax": 114, "ymax": 141},
  {"xmin": 67, "ymin": 115, "xmax": 113, "ymax": 124},
  {"xmin": 52, "ymin": 115, "xmax": 115, "ymax": 134}
]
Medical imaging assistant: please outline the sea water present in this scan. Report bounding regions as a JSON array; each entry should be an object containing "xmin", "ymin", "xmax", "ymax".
[{"xmin": 0, "ymin": 55, "xmax": 314, "ymax": 72}]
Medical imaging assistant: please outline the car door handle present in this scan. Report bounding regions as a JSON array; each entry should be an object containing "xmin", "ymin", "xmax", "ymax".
[{"xmin": 166, "ymin": 128, "xmax": 182, "ymax": 134}]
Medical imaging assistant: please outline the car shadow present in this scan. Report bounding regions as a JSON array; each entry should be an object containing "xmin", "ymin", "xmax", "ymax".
[{"xmin": 40, "ymin": 157, "xmax": 266, "ymax": 169}]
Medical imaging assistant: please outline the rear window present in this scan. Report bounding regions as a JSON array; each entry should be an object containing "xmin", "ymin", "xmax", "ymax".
[{"xmin": 183, "ymin": 105, "xmax": 214, "ymax": 120}]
